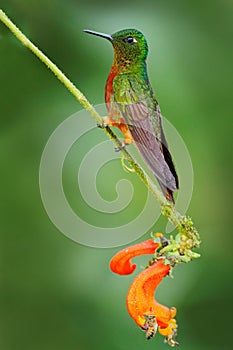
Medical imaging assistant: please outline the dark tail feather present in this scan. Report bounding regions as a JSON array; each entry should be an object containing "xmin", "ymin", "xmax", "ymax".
[
  {"xmin": 157, "ymin": 178, "xmax": 175, "ymax": 204},
  {"xmin": 160, "ymin": 129, "xmax": 179, "ymax": 190},
  {"xmin": 157, "ymin": 128, "xmax": 179, "ymax": 203}
]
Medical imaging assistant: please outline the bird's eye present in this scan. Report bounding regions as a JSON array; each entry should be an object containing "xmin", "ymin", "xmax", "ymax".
[{"xmin": 124, "ymin": 36, "xmax": 136, "ymax": 44}]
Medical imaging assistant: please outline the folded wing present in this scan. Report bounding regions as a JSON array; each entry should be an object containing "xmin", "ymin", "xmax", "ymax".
[{"xmin": 112, "ymin": 75, "xmax": 179, "ymax": 201}]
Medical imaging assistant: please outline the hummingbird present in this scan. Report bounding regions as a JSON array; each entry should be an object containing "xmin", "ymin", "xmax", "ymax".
[{"xmin": 84, "ymin": 28, "xmax": 179, "ymax": 203}]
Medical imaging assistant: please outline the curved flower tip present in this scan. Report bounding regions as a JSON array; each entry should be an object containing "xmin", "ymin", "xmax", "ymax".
[
  {"xmin": 110, "ymin": 239, "xmax": 159, "ymax": 275},
  {"xmin": 126, "ymin": 259, "xmax": 178, "ymax": 346}
]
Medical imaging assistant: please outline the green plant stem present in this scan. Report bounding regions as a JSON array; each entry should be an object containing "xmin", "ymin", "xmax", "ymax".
[{"xmin": 0, "ymin": 9, "xmax": 200, "ymax": 252}]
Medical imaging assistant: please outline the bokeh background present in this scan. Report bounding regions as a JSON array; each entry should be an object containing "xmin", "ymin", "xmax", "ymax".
[{"xmin": 1, "ymin": 0, "xmax": 232, "ymax": 349}]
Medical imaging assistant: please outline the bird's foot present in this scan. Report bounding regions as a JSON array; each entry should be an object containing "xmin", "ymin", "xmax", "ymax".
[
  {"xmin": 97, "ymin": 116, "xmax": 110, "ymax": 129},
  {"xmin": 97, "ymin": 121, "xmax": 107, "ymax": 128},
  {"xmin": 115, "ymin": 142, "xmax": 126, "ymax": 152}
]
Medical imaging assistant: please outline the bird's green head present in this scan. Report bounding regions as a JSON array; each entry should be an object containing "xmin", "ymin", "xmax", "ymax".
[
  {"xmin": 84, "ymin": 28, "xmax": 148, "ymax": 68},
  {"xmin": 111, "ymin": 29, "xmax": 148, "ymax": 64}
]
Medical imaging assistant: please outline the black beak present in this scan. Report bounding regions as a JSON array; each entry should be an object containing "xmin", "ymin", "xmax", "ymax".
[{"xmin": 83, "ymin": 29, "xmax": 112, "ymax": 41}]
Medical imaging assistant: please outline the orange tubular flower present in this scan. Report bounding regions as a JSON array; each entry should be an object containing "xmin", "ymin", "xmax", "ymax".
[
  {"xmin": 110, "ymin": 238, "xmax": 178, "ymax": 346},
  {"xmin": 110, "ymin": 239, "xmax": 159, "ymax": 275},
  {"xmin": 126, "ymin": 259, "xmax": 177, "ymax": 342}
]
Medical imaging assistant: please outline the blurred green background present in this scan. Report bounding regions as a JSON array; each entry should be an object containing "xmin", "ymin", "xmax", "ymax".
[{"xmin": 1, "ymin": 0, "xmax": 232, "ymax": 349}]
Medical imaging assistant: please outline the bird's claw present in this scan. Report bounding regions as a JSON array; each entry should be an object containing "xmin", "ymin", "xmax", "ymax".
[
  {"xmin": 97, "ymin": 122, "xmax": 107, "ymax": 129},
  {"xmin": 115, "ymin": 142, "xmax": 126, "ymax": 152}
]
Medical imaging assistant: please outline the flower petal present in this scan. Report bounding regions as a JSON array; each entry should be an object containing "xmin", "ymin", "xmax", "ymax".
[
  {"xmin": 110, "ymin": 239, "xmax": 159, "ymax": 275},
  {"xmin": 126, "ymin": 259, "xmax": 177, "ymax": 335}
]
